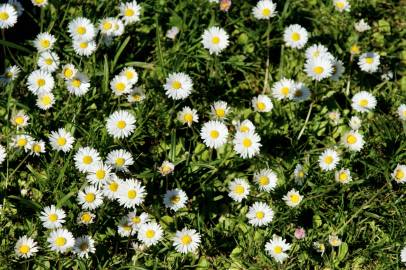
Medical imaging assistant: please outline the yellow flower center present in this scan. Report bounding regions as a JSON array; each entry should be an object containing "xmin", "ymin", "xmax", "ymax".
[
  {"xmin": 313, "ymin": 66, "xmax": 324, "ymax": 75},
  {"xmin": 274, "ymin": 245, "xmax": 283, "ymax": 254},
  {"xmin": 34, "ymin": 0, "xmax": 45, "ymax": 3},
  {"xmin": 14, "ymin": 116, "xmax": 24, "ymax": 125},
  {"xmin": 240, "ymin": 126, "xmax": 249, "ymax": 132},
  {"xmin": 183, "ymin": 113, "xmax": 193, "ymax": 123},
  {"xmin": 281, "ymin": 87, "xmax": 289, "ymax": 96},
  {"xmin": 346, "ymin": 134, "xmax": 357, "ymax": 144},
  {"xmin": 85, "ymin": 193, "xmax": 96, "ymax": 202},
  {"xmin": 181, "ymin": 235, "xmax": 192, "ymax": 245},
  {"xmin": 132, "ymin": 216, "xmax": 141, "ymax": 224},
  {"xmin": 212, "ymin": 36, "xmax": 220, "ymax": 44},
  {"xmin": 81, "ymin": 212, "xmax": 92, "ymax": 223},
  {"xmin": 215, "ymin": 108, "xmax": 225, "ymax": 117},
  {"xmin": 37, "ymin": 78, "xmax": 46, "ymax": 87},
  {"xmin": 48, "ymin": 213, "xmax": 58, "ymax": 222},
  {"xmin": 290, "ymin": 194, "xmax": 300, "ymax": 203},
  {"xmin": 79, "ymin": 42, "xmax": 88, "ymax": 49},
  {"xmin": 365, "ymin": 57, "xmax": 374, "ymax": 64},
  {"xmin": 64, "ymin": 68, "xmax": 73, "ymax": 78},
  {"xmin": 40, "ymin": 39, "xmax": 50, "ymax": 48},
  {"xmin": 234, "ymin": 185, "xmax": 245, "ymax": 194},
  {"xmin": 71, "ymin": 79, "xmax": 81, "ymax": 88},
  {"xmin": 210, "ymin": 130, "xmax": 219, "ymax": 139},
  {"xmin": 125, "ymin": 70, "xmax": 134, "ymax": 79},
  {"xmin": 115, "ymin": 82, "xmax": 126, "ymax": 92},
  {"xmin": 83, "ymin": 155, "xmax": 93, "ymax": 164},
  {"xmin": 116, "ymin": 120, "xmax": 127, "ymax": 129},
  {"xmin": 45, "ymin": 58, "xmax": 53, "ymax": 65},
  {"xmin": 57, "ymin": 137, "xmax": 66, "ymax": 146},
  {"xmin": 291, "ymin": 32, "xmax": 300, "ymax": 42},
  {"xmin": 161, "ymin": 165, "xmax": 172, "ymax": 174},
  {"xmin": 109, "ymin": 182, "xmax": 118, "ymax": 192},
  {"xmin": 242, "ymin": 138, "xmax": 252, "ymax": 148},
  {"xmin": 115, "ymin": 157, "xmax": 125, "ymax": 167},
  {"xmin": 171, "ymin": 80, "xmax": 182, "ymax": 89},
  {"xmin": 132, "ymin": 94, "xmax": 141, "ymax": 101},
  {"xmin": 350, "ymin": 45, "xmax": 360, "ymax": 54},
  {"xmin": 33, "ymin": 144, "xmax": 42, "ymax": 153},
  {"xmin": 258, "ymin": 176, "xmax": 269, "ymax": 186},
  {"xmin": 339, "ymin": 172, "xmax": 348, "ymax": 182},
  {"xmin": 298, "ymin": 171, "xmax": 304, "ymax": 178},
  {"xmin": 103, "ymin": 22, "xmax": 112, "ymax": 30},
  {"xmin": 17, "ymin": 138, "xmax": 27, "ymax": 147},
  {"xmin": 123, "ymin": 225, "xmax": 132, "ymax": 231},
  {"xmin": 395, "ymin": 169, "xmax": 405, "ymax": 180},
  {"xmin": 0, "ymin": 12, "xmax": 9, "ymax": 21},
  {"xmin": 77, "ymin": 26, "xmax": 87, "ymax": 35},
  {"xmin": 127, "ymin": 190, "xmax": 137, "ymax": 199},
  {"xmin": 262, "ymin": 8, "xmax": 271, "ymax": 16},
  {"xmin": 41, "ymin": 95, "xmax": 52, "ymax": 106},
  {"xmin": 256, "ymin": 211, "xmax": 265, "ymax": 219},
  {"xmin": 359, "ymin": 99, "xmax": 368, "ymax": 107},
  {"xmin": 19, "ymin": 245, "xmax": 30, "ymax": 254},
  {"xmin": 336, "ymin": 2, "xmax": 345, "ymax": 9},
  {"xmin": 146, "ymin": 229, "xmax": 155, "ymax": 238},
  {"xmin": 125, "ymin": 8, "xmax": 135, "ymax": 17},
  {"xmin": 324, "ymin": 156, "xmax": 333, "ymax": 164},
  {"xmin": 95, "ymin": 169, "xmax": 105, "ymax": 180},
  {"xmin": 170, "ymin": 195, "xmax": 180, "ymax": 204},
  {"xmin": 256, "ymin": 102, "xmax": 266, "ymax": 111},
  {"xmin": 55, "ymin": 237, "xmax": 66, "ymax": 247}
]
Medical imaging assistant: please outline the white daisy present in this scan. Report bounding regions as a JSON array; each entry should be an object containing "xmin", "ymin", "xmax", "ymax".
[
  {"xmin": 246, "ymin": 202, "xmax": 274, "ymax": 227},
  {"xmin": 117, "ymin": 178, "xmax": 146, "ymax": 208},
  {"xmin": 74, "ymin": 146, "xmax": 101, "ymax": 173},
  {"xmin": 127, "ymin": 87, "xmax": 146, "ymax": 103},
  {"xmin": 27, "ymin": 140, "xmax": 46, "ymax": 156},
  {"xmin": 86, "ymin": 162, "xmax": 112, "ymax": 187},
  {"xmin": 11, "ymin": 110, "xmax": 29, "ymax": 128},
  {"xmin": 66, "ymin": 72, "xmax": 90, "ymax": 96},
  {"xmin": 73, "ymin": 235, "xmax": 95, "ymax": 258},
  {"xmin": 0, "ymin": 4, "xmax": 17, "ymax": 29},
  {"xmin": 342, "ymin": 130, "xmax": 364, "ymax": 152},
  {"xmin": 164, "ymin": 72, "xmax": 193, "ymax": 100},
  {"xmin": 31, "ymin": 0, "xmax": 48, "ymax": 7},
  {"xmin": 200, "ymin": 120, "xmax": 228, "ymax": 149},
  {"xmin": 173, "ymin": 228, "xmax": 201, "ymax": 254},
  {"xmin": 392, "ymin": 164, "xmax": 406, "ymax": 184},
  {"xmin": 138, "ymin": 222, "xmax": 163, "ymax": 246},
  {"xmin": 14, "ymin": 236, "xmax": 39, "ymax": 258},
  {"xmin": 49, "ymin": 128, "xmax": 75, "ymax": 152},
  {"xmin": 283, "ymin": 189, "xmax": 303, "ymax": 207},
  {"xmin": 201, "ymin": 26, "xmax": 229, "ymax": 55},
  {"xmin": 163, "ymin": 189, "xmax": 188, "ymax": 211},
  {"xmin": 8, "ymin": 0, "xmax": 24, "ymax": 17},
  {"xmin": 37, "ymin": 51, "xmax": 59, "ymax": 73},
  {"xmin": 349, "ymin": 116, "xmax": 362, "ymax": 130},
  {"xmin": 102, "ymin": 175, "xmax": 123, "ymax": 200},
  {"xmin": 235, "ymin": 119, "xmax": 255, "ymax": 133},
  {"xmin": 117, "ymin": 216, "xmax": 136, "ymax": 237},
  {"xmin": 72, "ymin": 39, "xmax": 97, "ymax": 57},
  {"xmin": 39, "ymin": 205, "xmax": 66, "ymax": 229},
  {"xmin": 77, "ymin": 185, "xmax": 103, "ymax": 210},
  {"xmin": 401, "ymin": 246, "xmax": 406, "ymax": 265},
  {"xmin": 354, "ymin": 19, "xmax": 371, "ymax": 32},
  {"xmin": 283, "ymin": 24, "xmax": 308, "ymax": 49},
  {"xmin": 304, "ymin": 57, "xmax": 333, "ymax": 81},
  {"xmin": 329, "ymin": 234, "xmax": 342, "ymax": 247},
  {"xmin": 305, "ymin": 44, "xmax": 331, "ymax": 61},
  {"xmin": 128, "ymin": 211, "xmax": 149, "ymax": 229},
  {"xmin": 47, "ymin": 228, "xmax": 75, "ymax": 254},
  {"xmin": 397, "ymin": 104, "xmax": 406, "ymax": 121},
  {"xmin": 328, "ymin": 110, "xmax": 341, "ymax": 125},
  {"xmin": 318, "ymin": 149, "xmax": 340, "ymax": 171},
  {"xmin": 178, "ymin": 106, "xmax": 199, "ymax": 127},
  {"xmin": 27, "ymin": 69, "xmax": 54, "ymax": 94},
  {"xmin": 0, "ymin": 65, "xmax": 20, "ymax": 85},
  {"xmin": 166, "ymin": 26, "xmax": 179, "ymax": 40},
  {"xmin": 293, "ymin": 164, "xmax": 307, "ymax": 183},
  {"xmin": 358, "ymin": 52, "xmax": 380, "ymax": 73},
  {"xmin": 36, "ymin": 91, "xmax": 55, "ymax": 110},
  {"xmin": 68, "ymin": 17, "xmax": 96, "ymax": 41},
  {"xmin": 252, "ymin": 94, "xmax": 273, "ymax": 112},
  {"xmin": 292, "ymin": 82, "xmax": 311, "ymax": 102},
  {"xmin": 271, "ymin": 78, "xmax": 295, "ymax": 100},
  {"xmin": 77, "ymin": 211, "xmax": 95, "ymax": 225},
  {"xmin": 111, "ymin": 18, "xmax": 125, "ymax": 36},
  {"xmin": 99, "ymin": 17, "xmax": 116, "ymax": 36},
  {"xmin": 106, "ymin": 149, "xmax": 134, "ymax": 172},
  {"xmin": 120, "ymin": 67, "xmax": 138, "ymax": 85},
  {"xmin": 60, "ymin": 64, "xmax": 77, "ymax": 80},
  {"xmin": 333, "ymin": 0, "xmax": 350, "ymax": 12},
  {"xmin": 252, "ymin": 0, "xmax": 277, "ymax": 20},
  {"xmin": 351, "ymin": 91, "xmax": 377, "ymax": 113},
  {"xmin": 110, "ymin": 75, "xmax": 131, "ymax": 96},
  {"xmin": 106, "ymin": 110, "xmax": 136, "ymax": 139},
  {"xmin": 265, "ymin": 235, "xmax": 291, "ymax": 263},
  {"xmin": 119, "ymin": 1, "xmax": 141, "ymax": 25},
  {"xmin": 254, "ymin": 169, "xmax": 277, "ymax": 192},
  {"xmin": 228, "ymin": 178, "xmax": 250, "ymax": 202},
  {"xmin": 158, "ymin": 160, "xmax": 175, "ymax": 176},
  {"xmin": 233, "ymin": 131, "xmax": 261, "ymax": 159},
  {"xmin": 335, "ymin": 168, "xmax": 352, "ymax": 184},
  {"xmin": 211, "ymin": 100, "xmax": 230, "ymax": 120},
  {"xmin": 33, "ymin": 32, "xmax": 56, "ymax": 52},
  {"xmin": 11, "ymin": 134, "xmax": 33, "ymax": 150},
  {"xmin": 330, "ymin": 59, "xmax": 345, "ymax": 81}
]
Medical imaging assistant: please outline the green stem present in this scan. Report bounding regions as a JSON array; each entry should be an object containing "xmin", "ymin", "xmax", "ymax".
[
  {"xmin": 262, "ymin": 20, "xmax": 271, "ymax": 94},
  {"xmin": 297, "ymin": 102, "xmax": 314, "ymax": 140}
]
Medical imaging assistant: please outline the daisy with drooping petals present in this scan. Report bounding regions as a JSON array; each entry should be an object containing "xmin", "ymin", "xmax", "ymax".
[
  {"xmin": 335, "ymin": 168, "xmax": 352, "ymax": 184},
  {"xmin": 49, "ymin": 128, "xmax": 75, "ymax": 152},
  {"xmin": 73, "ymin": 235, "xmax": 96, "ymax": 258},
  {"xmin": 252, "ymin": 95, "xmax": 273, "ymax": 112},
  {"xmin": 333, "ymin": 0, "xmax": 350, "ymax": 12},
  {"xmin": 254, "ymin": 169, "xmax": 277, "ymax": 192},
  {"xmin": 163, "ymin": 189, "xmax": 188, "ymax": 211},
  {"xmin": 358, "ymin": 52, "xmax": 380, "ymax": 73},
  {"xmin": 164, "ymin": 72, "xmax": 193, "ymax": 100},
  {"xmin": 106, "ymin": 149, "xmax": 134, "ymax": 172},
  {"xmin": 178, "ymin": 106, "xmax": 199, "ymax": 127},
  {"xmin": 66, "ymin": 72, "xmax": 90, "ymax": 96},
  {"xmin": 283, "ymin": 189, "xmax": 303, "ymax": 207},
  {"xmin": 0, "ymin": 145, "xmax": 5, "ymax": 165},
  {"xmin": 117, "ymin": 178, "xmax": 146, "ymax": 208},
  {"xmin": 86, "ymin": 162, "xmax": 112, "ymax": 187},
  {"xmin": 330, "ymin": 59, "xmax": 345, "ymax": 81},
  {"xmin": 68, "ymin": 17, "xmax": 96, "ymax": 41},
  {"xmin": 28, "ymin": 140, "xmax": 46, "ymax": 156},
  {"xmin": 15, "ymin": 236, "xmax": 39, "ymax": 258},
  {"xmin": 201, "ymin": 26, "xmax": 229, "ymax": 55},
  {"xmin": 228, "ymin": 178, "xmax": 250, "ymax": 202},
  {"xmin": 102, "ymin": 175, "xmax": 123, "ymax": 200},
  {"xmin": 77, "ymin": 211, "xmax": 95, "ymax": 225},
  {"xmin": 342, "ymin": 130, "xmax": 364, "ymax": 152},
  {"xmin": 173, "ymin": 228, "xmax": 201, "ymax": 254},
  {"xmin": 233, "ymin": 131, "xmax": 261, "ymax": 159},
  {"xmin": 128, "ymin": 211, "xmax": 149, "ymax": 229},
  {"xmin": 283, "ymin": 24, "xmax": 308, "ymax": 49},
  {"xmin": 11, "ymin": 111, "xmax": 29, "ymax": 128},
  {"xmin": 27, "ymin": 69, "xmax": 54, "ymax": 94},
  {"xmin": 252, "ymin": 0, "xmax": 277, "ymax": 20},
  {"xmin": 36, "ymin": 92, "xmax": 55, "ymax": 110},
  {"xmin": 0, "ymin": 4, "xmax": 17, "ymax": 29},
  {"xmin": 265, "ymin": 235, "xmax": 291, "ymax": 263},
  {"xmin": 0, "ymin": 65, "xmax": 20, "ymax": 85},
  {"xmin": 127, "ymin": 87, "xmax": 146, "ymax": 103},
  {"xmin": 39, "ymin": 205, "xmax": 66, "ymax": 229},
  {"xmin": 138, "ymin": 222, "xmax": 163, "ymax": 246},
  {"xmin": 351, "ymin": 91, "xmax": 377, "ymax": 113},
  {"xmin": 77, "ymin": 185, "xmax": 103, "ymax": 210},
  {"xmin": 37, "ymin": 51, "xmax": 59, "ymax": 73},
  {"xmin": 158, "ymin": 160, "xmax": 175, "ymax": 176},
  {"xmin": 12, "ymin": 134, "xmax": 33, "ymax": 150},
  {"xmin": 33, "ymin": 32, "xmax": 56, "ymax": 52},
  {"xmin": 200, "ymin": 120, "xmax": 228, "ymax": 149},
  {"xmin": 318, "ymin": 149, "xmax": 340, "ymax": 171},
  {"xmin": 305, "ymin": 57, "xmax": 333, "ymax": 81},
  {"xmin": 292, "ymin": 82, "xmax": 311, "ymax": 102},
  {"xmin": 397, "ymin": 104, "xmax": 406, "ymax": 121},
  {"xmin": 119, "ymin": 1, "xmax": 141, "ymax": 25},
  {"xmin": 294, "ymin": 164, "xmax": 307, "ymax": 184},
  {"xmin": 47, "ymin": 228, "xmax": 75, "ymax": 254},
  {"xmin": 392, "ymin": 164, "xmax": 406, "ymax": 184},
  {"xmin": 117, "ymin": 216, "xmax": 135, "ymax": 237},
  {"xmin": 110, "ymin": 75, "xmax": 131, "ymax": 96},
  {"xmin": 60, "ymin": 64, "xmax": 77, "ymax": 80},
  {"xmin": 235, "ymin": 119, "xmax": 255, "ymax": 133},
  {"xmin": 120, "ymin": 67, "xmax": 138, "ymax": 85},
  {"xmin": 74, "ymin": 146, "xmax": 101, "ymax": 173},
  {"xmin": 106, "ymin": 110, "xmax": 136, "ymax": 139},
  {"xmin": 349, "ymin": 116, "xmax": 362, "ymax": 130},
  {"xmin": 271, "ymin": 78, "xmax": 295, "ymax": 100},
  {"xmin": 73, "ymin": 39, "xmax": 97, "ymax": 57},
  {"xmin": 211, "ymin": 101, "xmax": 230, "ymax": 120},
  {"xmin": 246, "ymin": 202, "xmax": 274, "ymax": 227}
]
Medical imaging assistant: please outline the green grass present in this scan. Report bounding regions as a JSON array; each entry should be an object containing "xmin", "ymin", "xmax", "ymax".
[{"xmin": 1, "ymin": 0, "xmax": 406, "ymax": 269}]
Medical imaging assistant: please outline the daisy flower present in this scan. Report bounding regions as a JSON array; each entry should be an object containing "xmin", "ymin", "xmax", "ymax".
[
  {"xmin": 119, "ymin": 1, "xmax": 141, "ymax": 25},
  {"xmin": 228, "ymin": 178, "xmax": 250, "ymax": 202},
  {"xmin": 117, "ymin": 216, "xmax": 135, "ymax": 237},
  {"xmin": 292, "ymin": 82, "xmax": 311, "ymax": 102},
  {"xmin": 47, "ymin": 228, "xmax": 75, "ymax": 254},
  {"xmin": 351, "ymin": 91, "xmax": 377, "ymax": 113},
  {"xmin": 305, "ymin": 44, "xmax": 330, "ymax": 61},
  {"xmin": 401, "ymin": 246, "xmax": 406, "ymax": 265},
  {"xmin": 211, "ymin": 100, "xmax": 230, "ymax": 120},
  {"xmin": 37, "ymin": 51, "xmax": 59, "ymax": 73},
  {"xmin": 397, "ymin": 104, "xmax": 406, "ymax": 121},
  {"xmin": 305, "ymin": 57, "xmax": 333, "ymax": 81},
  {"xmin": 254, "ymin": 169, "xmax": 277, "ymax": 192},
  {"xmin": 86, "ymin": 162, "xmax": 112, "ymax": 187},
  {"xmin": 333, "ymin": 0, "xmax": 350, "ymax": 12},
  {"xmin": 68, "ymin": 17, "xmax": 96, "ymax": 41},
  {"xmin": 252, "ymin": 95, "xmax": 273, "ymax": 112},
  {"xmin": 77, "ymin": 211, "xmax": 95, "ymax": 225},
  {"xmin": 28, "ymin": 140, "xmax": 46, "ymax": 156},
  {"xmin": 77, "ymin": 185, "xmax": 104, "ymax": 210},
  {"xmin": 36, "ymin": 91, "xmax": 55, "ymax": 110},
  {"xmin": 328, "ymin": 110, "xmax": 341, "ymax": 125},
  {"xmin": 354, "ymin": 19, "xmax": 371, "ymax": 32},
  {"xmin": 120, "ymin": 67, "xmax": 138, "ymax": 85},
  {"xmin": 73, "ymin": 235, "xmax": 96, "ymax": 258},
  {"xmin": 271, "ymin": 78, "xmax": 295, "ymax": 100},
  {"xmin": 66, "ymin": 72, "xmax": 90, "ymax": 96},
  {"xmin": 200, "ymin": 120, "xmax": 228, "ymax": 149},
  {"xmin": 233, "ymin": 131, "xmax": 261, "ymax": 159},
  {"xmin": 164, "ymin": 72, "xmax": 193, "ymax": 100},
  {"xmin": 201, "ymin": 26, "xmax": 229, "ymax": 55},
  {"xmin": 358, "ymin": 52, "xmax": 380, "ymax": 73},
  {"xmin": 178, "ymin": 106, "xmax": 199, "ymax": 127},
  {"xmin": 158, "ymin": 160, "xmax": 175, "ymax": 176},
  {"xmin": 128, "ymin": 211, "xmax": 149, "ymax": 229},
  {"xmin": 11, "ymin": 110, "xmax": 29, "ymax": 128},
  {"xmin": 106, "ymin": 149, "xmax": 134, "ymax": 172},
  {"xmin": 335, "ymin": 168, "xmax": 352, "ymax": 184},
  {"xmin": 61, "ymin": 64, "xmax": 77, "ymax": 80},
  {"xmin": 102, "ymin": 175, "xmax": 123, "ymax": 200},
  {"xmin": 110, "ymin": 75, "xmax": 131, "ymax": 96},
  {"xmin": 173, "ymin": 228, "xmax": 201, "ymax": 254},
  {"xmin": 39, "ymin": 205, "xmax": 66, "ymax": 229},
  {"xmin": 11, "ymin": 134, "xmax": 33, "ymax": 150},
  {"xmin": 72, "ymin": 39, "xmax": 97, "ymax": 57},
  {"xmin": 293, "ymin": 164, "xmax": 307, "ymax": 183},
  {"xmin": 350, "ymin": 44, "xmax": 360, "ymax": 55},
  {"xmin": 330, "ymin": 59, "xmax": 345, "ymax": 81},
  {"xmin": 246, "ymin": 202, "xmax": 274, "ymax": 227},
  {"xmin": 392, "ymin": 164, "xmax": 406, "ymax": 183},
  {"xmin": 313, "ymin": 241, "xmax": 326, "ymax": 255},
  {"xmin": 329, "ymin": 234, "xmax": 342, "ymax": 247},
  {"xmin": 0, "ymin": 65, "xmax": 20, "ymax": 85},
  {"xmin": 127, "ymin": 87, "xmax": 146, "ymax": 103},
  {"xmin": 14, "ymin": 236, "xmax": 39, "ymax": 258},
  {"xmin": 117, "ymin": 178, "xmax": 146, "ymax": 208},
  {"xmin": 166, "ymin": 26, "xmax": 179, "ymax": 40},
  {"xmin": 342, "ymin": 130, "xmax": 364, "ymax": 152},
  {"xmin": 49, "ymin": 128, "xmax": 75, "ymax": 152},
  {"xmin": 31, "ymin": 0, "xmax": 48, "ymax": 7},
  {"xmin": 265, "ymin": 235, "xmax": 291, "ymax": 263},
  {"xmin": 252, "ymin": 0, "xmax": 277, "ymax": 20},
  {"xmin": 138, "ymin": 222, "xmax": 164, "ymax": 247},
  {"xmin": 106, "ymin": 110, "xmax": 136, "ymax": 139},
  {"xmin": 33, "ymin": 32, "xmax": 56, "ymax": 52},
  {"xmin": 99, "ymin": 17, "xmax": 116, "ymax": 36},
  {"xmin": 27, "ymin": 69, "xmax": 54, "ymax": 94},
  {"xmin": 318, "ymin": 149, "xmax": 340, "ymax": 171},
  {"xmin": 349, "ymin": 116, "xmax": 362, "ymax": 130},
  {"xmin": 8, "ymin": 0, "xmax": 24, "ymax": 17},
  {"xmin": 283, "ymin": 189, "xmax": 303, "ymax": 207},
  {"xmin": 0, "ymin": 4, "xmax": 17, "ymax": 29},
  {"xmin": 111, "ymin": 18, "xmax": 125, "ymax": 36},
  {"xmin": 74, "ymin": 146, "xmax": 101, "ymax": 173},
  {"xmin": 163, "ymin": 189, "xmax": 188, "ymax": 211},
  {"xmin": 283, "ymin": 24, "xmax": 308, "ymax": 49}
]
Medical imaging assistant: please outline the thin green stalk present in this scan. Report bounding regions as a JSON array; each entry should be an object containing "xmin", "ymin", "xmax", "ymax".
[{"xmin": 262, "ymin": 20, "xmax": 271, "ymax": 94}]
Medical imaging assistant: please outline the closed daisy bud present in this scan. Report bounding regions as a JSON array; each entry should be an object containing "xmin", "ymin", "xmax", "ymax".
[
  {"xmin": 354, "ymin": 19, "xmax": 371, "ymax": 33},
  {"xmin": 39, "ymin": 205, "xmax": 66, "ymax": 229},
  {"xmin": 158, "ymin": 160, "xmax": 175, "ymax": 176},
  {"xmin": 283, "ymin": 24, "xmax": 308, "ymax": 49},
  {"xmin": 119, "ymin": 1, "xmax": 141, "ymax": 25},
  {"xmin": 246, "ymin": 202, "xmax": 274, "ymax": 227},
  {"xmin": 318, "ymin": 149, "xmax": 340, "ymax": 171},
  {"xmin": 233, "ymin": 131, "xmax": 261, "ymax": 159},
  {"xmin": 272, "ymin": 78, "xmax": 296, "ymax": 100},
  {"xmin": 47, "ymin": 228, "xmax": 75, "ymax": 254},
  {"xmin": 173, "ymin": 228, "xmax": 201, "ymax": 254},
  {"xmin": 166, "ymin": 26, "xmax": 179, "ymax": 40},
  {"xmin": 15, "ymin": 236, "xmax": 39, "ymax": 258},
  {"xmin": 265, "ymin": 235, "xmax": 291, "ymax": 263},
  {"xmin": 200, "ymin": 120, "xmax": 228, "ymax": 149},
  {"xmin": 201, "ymin": 26, "xmax": 229, "ymax": 55},
  {"xmin": 27, "ymin": 69, "xmax": 54, "ymax": 94},
  {"xmin": 164, "ymin": 72, "xmax": 193, "ymax": 100},
  {"xmin": 252, "ymin": 94, "xmax": 273, "ymax": 112},
  {"xmin": 138, "ymin": 222, "xmax": 163, "ymax": 246},
  {"xmin": 254, "ymin": 169, "xmax": 277, "ymax": 192},
  {"xmin": 392, "ymin": 164, "xmax": 406, "ymax": 184},
  {"xmin": 117, "ymin": 178, "xmax": 146, "ymax": 208},
  {"xmin": 335, "ymin": 168, "xmax": 352, "ymax": 184},
  {"xmin": 0, "ymin": 4, "xmax": 17, "ymax": 29},
  {"xmin": 106, "ymin": 110, "xmax": 136, "ymax": 139},
  {"xmin": 228, "ymin": 178, "xmax": 250, "ymax": 202},
  {"xmin": 358, "ymin": 52, "xmax": 380, "ymax": 73},
  {"xmin": 49, "ymin": 128, "xmax": 75, "ymax": 152},
  {"xmin": 66, "ymin": 72, "xmax": 90, "ymax": 96},
  {"xmin": 177, "ymin": 106, "xmax": 199, "ymax": 127},
  {"xmin": 283, "ymin": 189, "xmax": 303, "ymax": 207},
  {"xmin": 77, "ymin": 185, "xmax": 103, "ymax": 210},
  {"xmin": 73, "ymin": 235, "xmax": 95, "ymax": 258},
  {"xmin": 36, "ymin": 91, "xmax": 55, "ymax": 110},
  {"xmin": 342, "ymin": 130, "xmax": 364, "ymax": 152},
  {"xmin": 74, "ymin": 146, "xmax": 101, "ymax": 173},
  {"xmin": 68, "ymin": 17, "xmax": 96, "ymax": 41},
  {"xmin": 351, "ymin": 91, "xmax": 377, "ymax": 113},
  {"xmin": 163, "ymin": 189, "xmax": 188, "ymax": 211}
]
